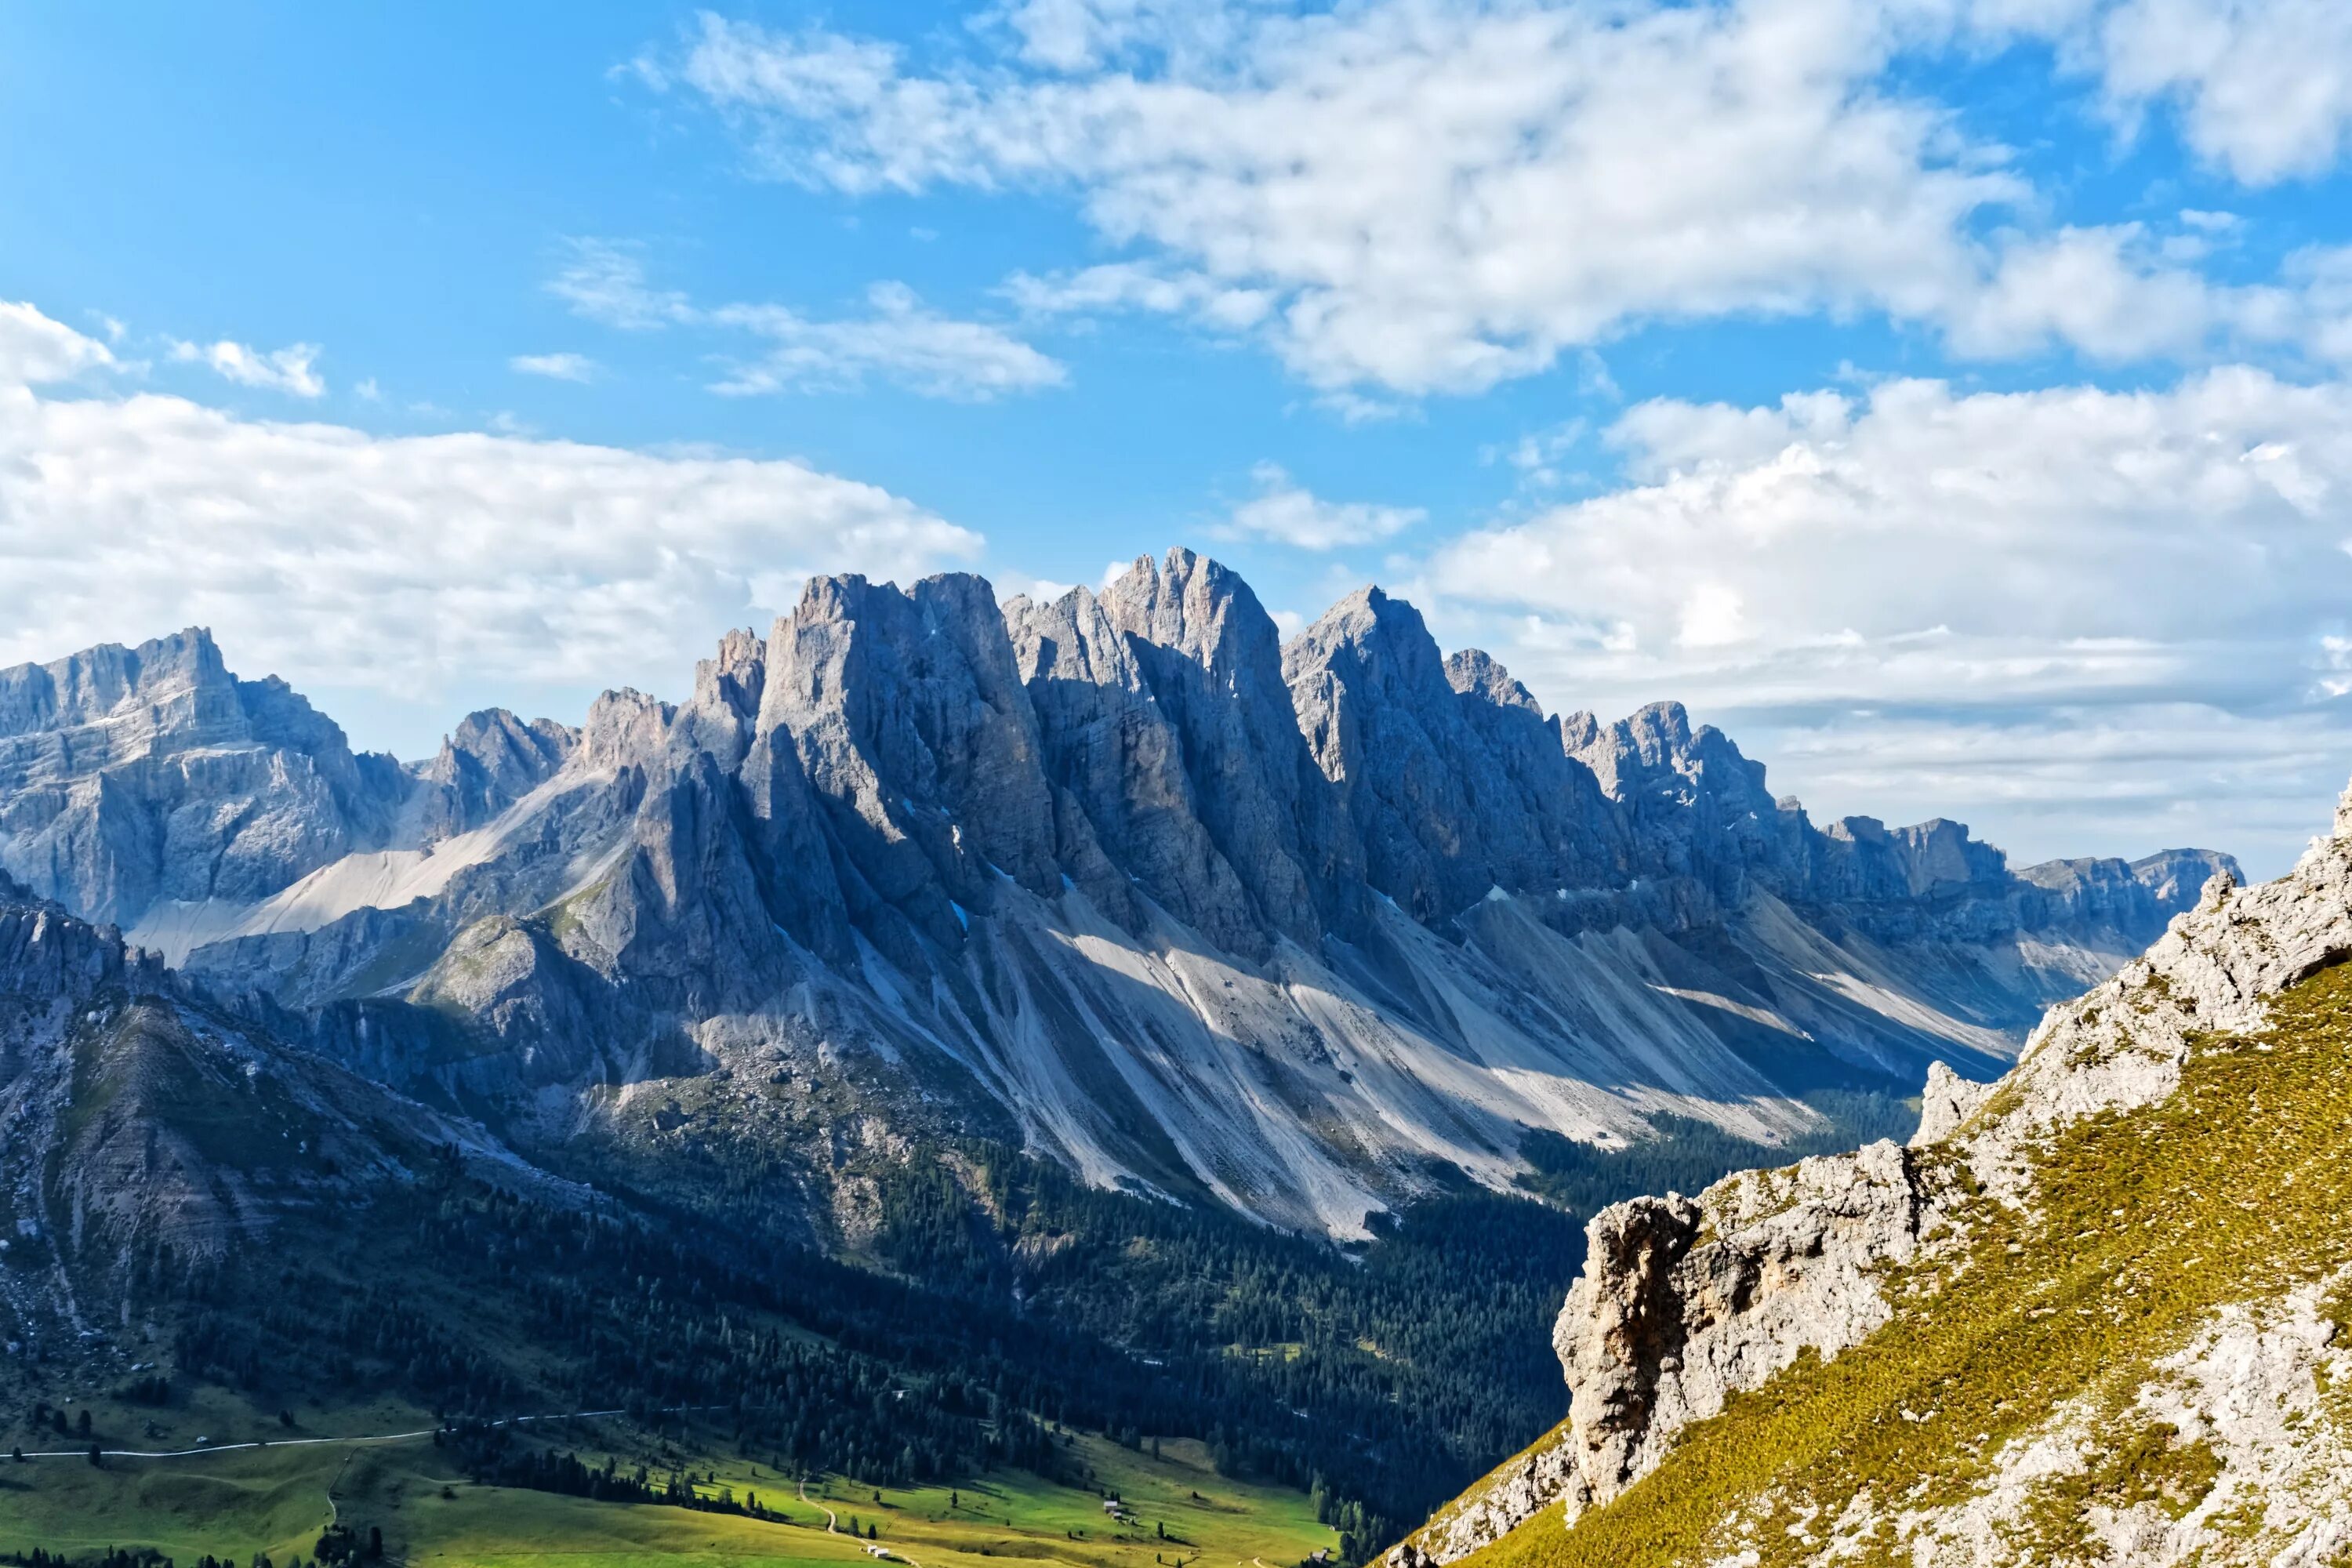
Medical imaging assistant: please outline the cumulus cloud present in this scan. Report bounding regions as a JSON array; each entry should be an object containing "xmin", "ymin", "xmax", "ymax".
[
  {"xmin": 1947, "ymin": 223, "xmax": 2295, "ymax": 361},
  {"xmin": 510, "ymin": 352, "xmax": 603, "ymax": 383},
  {"xmin": 0, "ymin": 301, "xmax": 116, "ymax": 384},
  {"xmin": 2093, "ymin": 0, "xmax": 2352, "ymax": 183},
  {"xmin": 169, "ymin": 337, "xmax": 326, "ymax": 397},
  {"xmin": 1431, "ymin": 369, "xmax": 2352, "ymax": 676},
  {"xmin": 0, "ymin": 303, "xmax": 981, "ymax": 710},
  {"xmin": 1406, "ymin": 365, "xmax": 2352, "ymax": 869},
  {"xmin": 1914, "ymin": 0, "xmax": 2352, "ymax": 187},
  {"xmin": 1215, "ymin": 463, "xmax": 1425, "ymax": 550}
]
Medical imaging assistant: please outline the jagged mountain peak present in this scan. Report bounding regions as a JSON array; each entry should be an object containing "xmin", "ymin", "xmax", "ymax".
[
  {"xmin": 1287, "ymin": 583, "xmax": 1453, "ymax": 696},
  {"xmin": 414, "ymin": 707, "xmax": 579, "ymax": 840},
  {"xmin": 0, "ymin": 555, "xmax": 2241, "ymax": 1234},
  {"xmin": 1444, "ymin": 647, "xmax": 1545, "ymax": 715},
  {"xmin": 0, "ymin": 624, "xmax": 229, "ymax": 726},
  {"xmin": 1102, "ymin": 546, "xmax": 1290, "ymax": 677}
]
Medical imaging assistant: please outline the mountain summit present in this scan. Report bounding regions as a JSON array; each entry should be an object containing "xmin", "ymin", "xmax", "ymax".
[{"xmin": 0, "ymin": 550, "xmax": 2231, "ymax": 1234}]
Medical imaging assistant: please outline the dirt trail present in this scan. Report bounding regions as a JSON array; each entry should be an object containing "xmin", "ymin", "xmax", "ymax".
[{"xmin": 804, "ymin": 1475, "xmax": 927, "ymax": 1568}]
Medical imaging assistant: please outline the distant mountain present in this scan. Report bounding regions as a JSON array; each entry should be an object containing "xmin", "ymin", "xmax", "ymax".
[
  {"xmin": 1390, "ymin": 785, "xmax": 2352, "ymax": 1568},
  {"xmin": 0, "ymin": 549, "xmax": 2235, "ymax": 1235}
]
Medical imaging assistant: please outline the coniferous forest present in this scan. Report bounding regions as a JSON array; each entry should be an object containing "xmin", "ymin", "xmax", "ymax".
[{"xmin": 140, "ymin": 1096, "xmax": 1905, "ymax": 1563}]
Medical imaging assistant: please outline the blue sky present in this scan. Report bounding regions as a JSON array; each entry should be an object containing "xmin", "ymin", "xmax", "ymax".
[{"xmin": 6, "ymin": 0, "xmax": 2352, "ymax": 874}]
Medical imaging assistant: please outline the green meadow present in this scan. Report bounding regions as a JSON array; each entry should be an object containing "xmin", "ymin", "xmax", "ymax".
[{"xmin": 0, "ymin": 1401, "xmax": 1336, "ymax": 1568}]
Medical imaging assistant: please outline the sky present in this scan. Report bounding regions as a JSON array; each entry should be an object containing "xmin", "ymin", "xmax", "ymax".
[{"xmin": 5, "ymin": 2, "xmax": 2352, "ymax": 876}]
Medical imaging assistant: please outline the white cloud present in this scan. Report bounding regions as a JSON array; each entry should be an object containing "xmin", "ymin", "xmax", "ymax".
[
  {"xmin": 1430, "ymin": 368, "xmax": 2352, "ymax": 676},
  {"xmin": 169, "ymin": 337, "xmax": 326, "ymax": 397},
  {"xmin": 1494, "ymin": 419, "xmax": 1591, "ymax": 489},
  {"xmin": 2093, "ymin": 0, "xmax": 2352, "ymax": 184},
  {"xmin": 551, "ymin": 239, "xmax": 1062, "ymax": 400},
  {"xmin": 510, "ymin": 352, "xmax": 604, "ymax": 383},
  {"xmin": 655, "ymin": 1, "xmax": 2352, "ymax": 397},
  {"xmin": 547, "ymin": 238, "xmax": 691, "ymax": 330},
  {"xmin": 1947, "ymin": 223, "xmax": 2293, "ymax": 361},
  {"xmin": 663, "ymin": 2, "xmax": 2033, "ymax": 393},
  {"xmin": 0, "ymin": 301, "xmax": 116, "ymax": 383},
  {"xmin": 0, "ymin": 302, "xmax": 982, "ymax": 708},
  {"xmin": 709, "ymin": 281, "xmax": 1067, "ymax": 398},
  {"xmin": 1216, "ymin": 462, "xmax": 1424, "ymax": 550},
  {"xmin": 1004, "ymin": 263, "xmax": 1274, "ymax": 330},
  {"xmin": 1406, "ymin": 365, "xmax": 2352, "ymax": 868},
  {"xmin": 987, "ymin": 0, "xmax": 1263, "ymax": 71}
]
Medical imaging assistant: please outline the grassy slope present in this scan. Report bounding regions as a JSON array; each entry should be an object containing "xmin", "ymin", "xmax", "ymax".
[
  {"xmin": 1396, "ymin": 1417, "xmax": 1573, "ymax": 1553},
  {"xmin": 0, "ymin": 1413, "xmax": 1335, "ymax": 1568},
  {"xmin": 1461, "ymin": 960, "xmax": 2352, "ymax": 1568}
]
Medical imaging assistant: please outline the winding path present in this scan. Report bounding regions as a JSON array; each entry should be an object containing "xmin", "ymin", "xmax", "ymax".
[
  {"xmin": 802, "ymin": 1475, "xmax": 841, "ymax": 1534},
  {"xmin": 802, "ymin": 1475, "xmax": 927, "ymax": 1568}
]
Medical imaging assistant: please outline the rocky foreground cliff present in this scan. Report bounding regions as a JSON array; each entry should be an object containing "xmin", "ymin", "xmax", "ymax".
[
  {"xmin": 0, "ymin": 550, "xmax": 2232, "ymax": 1235},
  {"xmin": 1392, "ymin": 784, "xmax": 2352, "ymax": 1566}
]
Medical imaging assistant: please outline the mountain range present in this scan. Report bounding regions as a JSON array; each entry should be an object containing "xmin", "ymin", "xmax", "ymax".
[
  {"xmin": 0, "ymin": 546, "xmax": 2263, "ymax": 1566},
  {"xmin": 0, "ymin": 550, "xmax": 2232, "ymax": 1240}
]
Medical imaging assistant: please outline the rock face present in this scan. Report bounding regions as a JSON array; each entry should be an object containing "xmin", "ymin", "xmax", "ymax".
[
  {"xmin": 1391, "ymin": 781, "xmax": 2352, "ymax": 1568},
  {"xmin": 1550, "ymin": 1138, "xmax": 1933, "ymax": 1508},
  {"xmin": 0, "ymin": 553, "xmax": 2238, "ymax": 1234},
  {"xmin": 413, "ymin": 709, "xmax": 577, "ymax": 841},
  {"xmin": 0, "ymin": 629, "xmax": 406, "ymax": 924},
  {"xmin": 0, "ymin": 877, "xmax": 496, "ymax": 1359}
]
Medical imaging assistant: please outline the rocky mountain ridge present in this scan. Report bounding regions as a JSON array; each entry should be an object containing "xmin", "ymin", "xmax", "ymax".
[
  {"xmin": 1392, "ymin": 782, "xmax": 2352, "ymax": 1567},
  {"xmin": 0, "ymin": 868, "xmax": 532, "ymax": 1365},
  {"xmin": 0, "ymin": 550, "xmax": 2236, "ymax": 1233}
]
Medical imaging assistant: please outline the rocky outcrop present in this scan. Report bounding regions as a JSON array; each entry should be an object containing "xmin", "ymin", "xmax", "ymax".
[
  {"xmin": 414, "ymin": 708, "xmax": 576, "ymax": 840},
  {"xmin": 1391, "ymin": 782, "xmax": 2352, "ymax": 1567},
  {"xmin": 1552, "ymin": 1139, "xmax": 1933, "ymax": 1506}
]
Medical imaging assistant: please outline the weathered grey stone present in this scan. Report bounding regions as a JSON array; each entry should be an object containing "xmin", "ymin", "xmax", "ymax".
[
  {"xmin": 0, "ymin": 558, "xmax": 2245, "ymax": 1243},
  {"xmin": 1101, "ymin": 547, "xmax": 1361, "ymax": 946},
  {"xmin": 1397, "ymin": 775, "xmax": 2352, "ymax": 1566}
]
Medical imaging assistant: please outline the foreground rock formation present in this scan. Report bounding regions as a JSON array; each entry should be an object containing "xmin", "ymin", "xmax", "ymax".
[
  {"xmin": 0, "ymin": 551, "xmax": 2232, "ymax": 1234},
  {"xmin": 1392, "ymin": 782, "xmax": 2352, "ymax": 1567}
]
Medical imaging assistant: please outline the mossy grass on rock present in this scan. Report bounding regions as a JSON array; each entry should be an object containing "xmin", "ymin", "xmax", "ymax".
[{"xmin": 1393, "ymin": 779, "xmax": 2352, "ymax": 1568}]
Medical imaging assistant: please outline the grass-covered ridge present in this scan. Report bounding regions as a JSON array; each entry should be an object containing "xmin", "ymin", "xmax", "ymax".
[{"xmin": 1461, "ymin": 959, "xmax": 2352, "ymax": 1568}]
